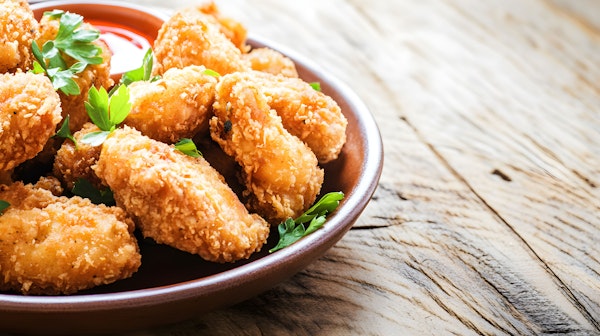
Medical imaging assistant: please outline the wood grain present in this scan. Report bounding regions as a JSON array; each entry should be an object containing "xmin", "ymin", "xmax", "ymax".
[{"xmin": 112, "ymin": 0, "xmax": 600, "ymax": 334}]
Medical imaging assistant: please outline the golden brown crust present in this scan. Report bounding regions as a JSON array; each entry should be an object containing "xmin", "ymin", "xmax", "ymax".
[
  {"xmin": 125, "ymin": 65, "xmax": 218, "ymax": 143},
  {"xmin": 210, "ymin": 72, "xmax": 324, "ymax": 223},
  {"xmin": 94, "ymin": 127, "xmax": 270, "ymax": 263},
  {"xmin": 152, "ymin": 9, "xmax": 250, "ymax": 76},
  {"xmin": 250, "ymin": 71, "xmax": 348, "ymax": 163},
  {"xmin": 53, "ymin": 123, "xmax": 104, "ymax": 191},
  {"xmin": 0, "ymin": 182, "xmax": 140, "ymax": 295},
  {"xmin": 0, "ymin": 72, "xmax": 62, "ymax": 171},
  {"xmin": 196, "ymin": 2, "xmax": 249, "ymax": 53},
  {"xmin": 244, "ymin": 48, "xmax": 299, "ymax": 78},
  {"xmin": 0, "ymin": 0, "xmax": 38, "ymax": 73}
]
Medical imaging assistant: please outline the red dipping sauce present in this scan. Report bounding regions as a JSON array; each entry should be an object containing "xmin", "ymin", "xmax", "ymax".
[{"xmin": 88, "ymin": 20, "xmax": 154, "ymax": 81}]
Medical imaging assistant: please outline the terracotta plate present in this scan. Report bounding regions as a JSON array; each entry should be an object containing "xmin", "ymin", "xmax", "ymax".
[{"xmin": 0, "ymin": 1, "xmax": 384, "ymax": 334}]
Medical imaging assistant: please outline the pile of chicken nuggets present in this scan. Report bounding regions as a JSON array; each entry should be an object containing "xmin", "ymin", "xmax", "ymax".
[{"xmin": 0, "ymin": 0, "xmax": 347, "ymax": 295}]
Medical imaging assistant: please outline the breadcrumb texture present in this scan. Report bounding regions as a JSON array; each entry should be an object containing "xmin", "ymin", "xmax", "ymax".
[
  {"xmin": 53, "ymin": 123, "xmax": 104, "ymax": 190},
  {"xmin": 94, "ymin": 127, "xmax": 270, "ymax": 263},
  {"xmin": 125, "ymin": 65, "xmax": 218, "ymax": 143},
  {"xmin": 210, "ymin": 72, "xmax": 324, "ymax": 223},
  {"xmin": 0, "ymin": 0, "xmax": 38, "ymax": 73},
  {"xmin": 196, "ymin": 1, "xmax": 249, "ymax": 53},
  {"xmin": 0, "ymin": 72, "xmax": 62, "ymax": 171},
  {"xmin": 0, "ymin": 182, "xmax": 141, "ymax": 295},
  {"xmin": 252, "ymin": 71, "xmax": 348, "ymax": 163},
  {"xmin": 36, "ymin": 16, "xmax": 113, "ymax": 132},
  {"xmin": 152, "ymin": 8, "xmax": 250, "ymax": 76},
  {"xmin": 244, "ymin": 48, "xmax": 299, "ymax": 78}
]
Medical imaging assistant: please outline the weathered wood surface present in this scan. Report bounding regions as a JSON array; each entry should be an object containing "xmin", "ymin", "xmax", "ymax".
[{"xmin": 120, "ymin": 0, "xmax": 600, "ymax": 334}]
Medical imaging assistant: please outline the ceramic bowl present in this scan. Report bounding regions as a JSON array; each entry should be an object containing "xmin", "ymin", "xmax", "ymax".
[{"xmin": 0, "ymin": 1, "xmax": 383, "ymax": 334}]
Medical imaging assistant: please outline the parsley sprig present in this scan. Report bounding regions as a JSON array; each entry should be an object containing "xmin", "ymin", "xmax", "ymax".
[
  {"xmin": 72, "ymin": 178, "xmax": 115, "ymax": 206},
  {"xmin": 31, "ymin": 10, "xmax": 103, "ymax": 95},
  {"xmin": 118, "ymin": 48, "xmax": 158, "ymax": 86},
  {"xmin": 269, "ymin": 191, "xmax": 344, "ymax": 252},
  {"xmin": 53, "ymin": 115, "xmax": 77, "ymax": 146},
  {"xmin": 81, "ymin": 85, "xmax": 131, "ymax": 146},
  {"xmin": 175, "ymin": 138, "xmax": 202, "ymax": 158},
  {"xmin": 0, "ymin": 200, "xmax": 10, "ymax": 216}
]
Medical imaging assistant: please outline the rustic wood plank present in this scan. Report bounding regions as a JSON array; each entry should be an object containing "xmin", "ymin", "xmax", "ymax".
[
  {"xmin": 112, "ymin": 0, "xmax": 600, "ymax": 334},
  {"xmin": 381, "ymin": 0, "xmax": 600, "ymax": 326}
]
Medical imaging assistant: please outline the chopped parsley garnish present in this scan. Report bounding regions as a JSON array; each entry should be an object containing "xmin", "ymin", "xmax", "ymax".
[
  {"xmin": 31, "ymin": 10, "xmax": 103, "ymax": 95},
  {"xmin": 72, "ymin": 178, "xmax": 115, "ymax": 206},
  {"xmin": 203, "ymin": 68, "xmax": 221, "ymax": 77},
  {"xmin": 269, "ymin": 191, "xmax": 344, "ymax": 252},
  {"xmin": 174, "ymin": 138, "xmax": 202, "ymax": 158},
  {"xmin": 119, "ymin": 48, "xmax": 156, "ymax": 86},
  {"xmin": 309, "ymin": 82, "xmax": 321, "ymax": 91},
  {"xmin": 81, "ymin": 85, "xmax": 131, "ymax": 146},
  {"xmin": 53, "ymin": 115, "xmax": 77, "ymax": 147},
  {"xmin": 0, "ymin": 200, "xmax": 10, "ymax": 215}
]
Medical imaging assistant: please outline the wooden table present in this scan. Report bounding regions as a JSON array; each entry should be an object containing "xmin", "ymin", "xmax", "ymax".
[{"xmin": 121, "ymin": 0, "xmax": 600, "ymax": 334}]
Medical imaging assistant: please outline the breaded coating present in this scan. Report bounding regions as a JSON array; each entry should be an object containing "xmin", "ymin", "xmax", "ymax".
[
  {"xmin": 244, "ymin": 48, "xmax": 299, "ymax": 78},
  {"xmin": 210, "ymin": 73, "xmax": 324, "ymax": 223},
  {"xmin": 53, "ymin": 123, "xmax": 103, "ymax": 190},
  {"xmin": 196, "ymin": 2, "xmax": 249, "ymax": 53},
  {"xmin": 94, "ymin": 127, "xmax": 270, "ymax": 263},
  {"xmin": 33, "ymin": 176, "xmax": 64, "ymax": 196},
  {"xmin": 0, "ymin": 72, "xmax": 62, "ymax": 172},
  {"xmin": 152, "ymin": 8, "xmax": 250, "ymax": 76},
  {"xmin": 36, "ymin": 15, "xmax": 113, "ymax": 132},
  {"xmin": 124, "ymin": 65, "xmax": 218, "ymax": 143},
  {"xmin": 246, "ymin": 71, "xmax": 347, "ymax": 163},
  {"xmin": 0, "ymin": 0, "xmax": 38, "ymax": 73},
  {"xmin": 0, "ymin": 181, "xmax": 141, "ymax": 295}
]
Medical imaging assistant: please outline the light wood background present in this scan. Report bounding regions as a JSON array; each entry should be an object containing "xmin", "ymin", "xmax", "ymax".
[{"xmin": 113, "ymin": 0, "xmax": 600, "ymax": 334}]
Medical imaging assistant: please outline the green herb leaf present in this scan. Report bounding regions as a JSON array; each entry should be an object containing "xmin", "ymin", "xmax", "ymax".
[
  {"xmin": 108, "ymin": 84, "xmax": 131, "ymax": 126},
  {"xmin": 43, "ymin": 9, "xmax": 66, "ymax": 19},
  {"xmin": 53, "ymin": 13, "xmax": 103, "ymax": 64},
  {"xmin": 295, "ymin": 191, "xmax": 344, "ymax": 223},
  {"xmin": 31, "ymin": 61, "xmax": 46, "ymax": 74},
  {"xmin": 47, "ymin": 66, "xmax": 81, "ymax": 95},
  {"xmin": 0, "ymin": 200, "xmax": 10, "ymax": 215},
  {"xmin": 83, "ymin": 85, "xmax": 131, "ymax": 146},
  {"xmin": 31, "ymin": 11, "xmax": 103, "ymax": 95},
  {"xmin": 54, "ymin": 115, "xmax": 77, "ymax": 146},
  {"xmin": 309, "ymin": 82, "xmax": 321, "ymax": 91},
  {"xmin": 175, "ymin": 138, "xmax": 202, "ymax": 158},
  {"xmin": 80, "ymin": 130, "xmax": 110, "ymax": 147},
  {"xmin": 119, "ymin": 48, "xmax": 154, "ymax": 86},
  {"xmin": 85, "ymin": 86, "xmax": 111, "ymax": 131},
  {"xmin": 269, "ymin": 191, "xmax": 344, "ymax": 252},
  {"xmin": 72, "ymin": 178, "xmax": 115, "ymax": 206},
  {"xmin": 203, "ymin": 68, "xmax": 221, "ymax": 77},
  {"xmin": 269, "ymin": 218, "xmax": 306, "ymax": 252}
]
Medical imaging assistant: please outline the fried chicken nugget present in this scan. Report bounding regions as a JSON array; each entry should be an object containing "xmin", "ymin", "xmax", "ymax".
[
  {"xmin": 244, "ymin": 48, "xmax": 299, "ymax": 78},
  {"xmin": 0, "ymin": 181, "xmax": 141, "ymax": 295},
  {"xmin": 0, "ymin": 72, "xmax": 62, "ymax": 172},
  {"xmin": 210, "ymin": 73, "xmax": 324, "ymax": 223},
  {"xmin": 53, "ymin": 123, "xmax": 104, "ymax": 190},
  {"xmin": 152, "ymin": 8, "xmax": 250, "ymax": 76},
  {"xmin": 124, "ymin": 65, "xmax": 218, "ymax": 143},
  {"xmin": 36, "ymin": 15, "xmax": 113, "ymax": 132},
  {"xmin": 94, "ymin": 126, "xmax": 270, "ymax": 263},
  {"xmin": 245, "ymin": 71, "xmax": 347, "ymax": 163},
  {"xmin": 196, "ymin": 1, "xmax": 249, "ymax": 53},
  {"xmin": 0, "ymin": 0, "xmax": 38, "ymax": 73}
]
